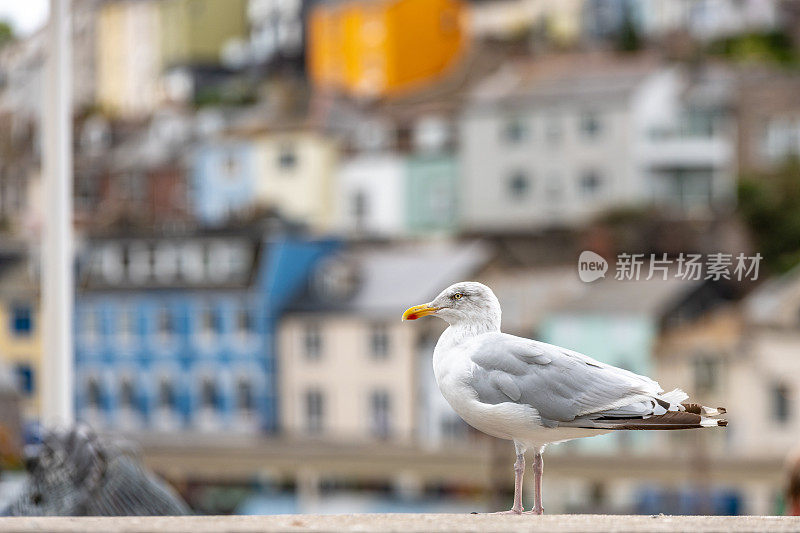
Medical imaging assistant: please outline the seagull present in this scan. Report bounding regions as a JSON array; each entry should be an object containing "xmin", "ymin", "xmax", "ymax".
[{"xmin": 402, "ymin": 281, "xmax": 727, "ymax": 515}]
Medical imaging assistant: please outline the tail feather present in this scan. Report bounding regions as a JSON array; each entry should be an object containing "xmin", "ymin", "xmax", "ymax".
[{"xmin": 570, "ymin": 409, "xmax": 728, "ymax": 430}]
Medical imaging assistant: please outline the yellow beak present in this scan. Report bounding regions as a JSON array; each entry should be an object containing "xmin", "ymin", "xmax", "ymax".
[{"xmin": 402, "ymin": 303, "xmax": 439, "ymax": 321}]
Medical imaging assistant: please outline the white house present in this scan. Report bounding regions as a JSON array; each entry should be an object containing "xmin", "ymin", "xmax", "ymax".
[{"xmin": 459, "ymin": 53, "xmax": 737, "ymax": 234}]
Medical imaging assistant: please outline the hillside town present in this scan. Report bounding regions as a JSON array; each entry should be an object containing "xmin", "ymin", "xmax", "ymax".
[{"xmin": 0, "ymin": 0, "xmax": 799, "ymax": 516}]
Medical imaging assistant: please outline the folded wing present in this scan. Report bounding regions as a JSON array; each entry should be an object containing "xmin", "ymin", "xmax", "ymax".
[{"xmin": 468, "ymin": 332, "xmax": 726, "ymax": 429}]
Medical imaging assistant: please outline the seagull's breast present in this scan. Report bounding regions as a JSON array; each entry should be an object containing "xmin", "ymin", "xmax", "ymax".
[{"xmin": 432, "ymin": 331, "xmax": 543, "ymax": 441}]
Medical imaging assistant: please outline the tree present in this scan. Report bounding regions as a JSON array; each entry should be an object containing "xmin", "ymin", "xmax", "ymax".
[
  {"xmin": 738, "ymin": 157, "xmax": 800, "ymax": 273},
  {"xmin": 0, "ymin": 21, "xmax": 14, "ymax": 49}
]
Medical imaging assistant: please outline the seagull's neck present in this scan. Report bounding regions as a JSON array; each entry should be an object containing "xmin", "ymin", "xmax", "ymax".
[{"xmin": 445, "ymin": 318, "xmax": 501, "ymax": 343}]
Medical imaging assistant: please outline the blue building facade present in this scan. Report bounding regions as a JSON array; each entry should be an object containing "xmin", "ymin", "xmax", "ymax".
[
  {"xmin": 191, "ymin": 140, "xmax": 256, "ymax": 226},
  {"xmin": 74, "ymin": 231, "xmax": 337, "ymax": 434}
]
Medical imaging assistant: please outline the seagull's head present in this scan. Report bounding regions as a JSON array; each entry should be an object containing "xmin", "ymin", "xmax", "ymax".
[{"xmin": 402, "ymin": 281, "xmax": 501, "ymax": 329}]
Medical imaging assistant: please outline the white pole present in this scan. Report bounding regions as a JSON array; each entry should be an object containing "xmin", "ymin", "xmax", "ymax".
[{"xmin": 42, "ymin": 0, "xmax": 74, "ymax": 426}]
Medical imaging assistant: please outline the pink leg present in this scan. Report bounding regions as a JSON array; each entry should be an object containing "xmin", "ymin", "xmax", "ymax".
[
  {"xmin": 530, "ymin": 451, "xmax": 544, "ymax": 515},
  {"xmin": 486, "ymin": 452, "xmax": 525, "ymax": 514},
  {"xmin": 511, "ymin": 452, "xmax": 525, "ymax": 513}
]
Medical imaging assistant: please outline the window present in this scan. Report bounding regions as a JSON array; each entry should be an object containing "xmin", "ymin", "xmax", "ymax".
[
  {"xmin": 657, "ymin": 169, "xmax": 713, "ymax": 212},
  {"xmin": 502, "ymin": 117, "xmax": 528, "ymax": 144},
  {"xmin": 86, "ymin": 377, "xmax": 102, "ymax": 409},
  {"xmin": 277, "ymin": 143, "xmax": 297, "ymax": 170},
  {"xmin": 14, "ymin": 364, "xmax": 34, "ymax": 395},
  {"xmin": 694, "ymin": 356, "xmax": 719, "ymax": 394},
  {"xmin": 236, "ymin": 378, "xmax": 253, "ymax": 412},
  {"xmin": 508, "ymin": 172, "xmax": 530, "ymax": 199},
  {"xmin": 370, "ymin": 324, "xmax": 390, "ymax": 360},
  {"xmin": 772, "ymin": 383, "xmax": 791, "ymax": 423},
  {"xmin": 200, "ymin": 377, "xmax": 218, "ymax": 410},
  {"xmin": 200, "ymin": 307, "xmax": 221, "ymax": 336},
  {"xmin": 351, "ymin": 190, "xmax": 368, "ymax": 229},
  {"xmin": 236, "ymin": 308, "xmax": 253, "ymax": 335},
  {"xmin": 580, "ymin": 111, "xmax": 602, "ymax": 138},
  {"xmin": 158, "ymin": 378, "xmax": 175, "ymax": 410},
  {"xmin": 119, "ymin": 378, "xmax": 136, "ymax": 409},
  {"xmin": 154, "ymin": 245, "xmax": 178, "ymax": 282},
  {"xmin": 304, "ymin": 323, "xmax": 322, "ymax": 360},
  {"xmin": 83, "ymin": 309, "xmax": 100, "ymax": 340},
  {"xmin": 305, "ymin": 389, "xmax": 324, "ymax": 434},
  {"xmin": 580, "ymin": 171, "xmax": 602, "ymax": 197},
  {"xmin": 370, "ymin": 390, "xmax": 391, "ymax": 438},
  {"xmin": 118, "ymin": 307, "xmax": 135, "ymax": 341},
  {"xmin": 11, "ymin": 304, "xmax": 32, "ymax": 336},
  {"xmin": 128, "ymin": 243, "xmax": 152, "ymax": 283},
  {"xmin": 157, "ymin": 308, "xmax": 174, "ymax": 337}
]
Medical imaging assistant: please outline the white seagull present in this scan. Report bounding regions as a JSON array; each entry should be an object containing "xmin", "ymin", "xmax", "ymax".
[{"xmin": 402, "ymin": 281, "xmax": 727, "ymax": 515}]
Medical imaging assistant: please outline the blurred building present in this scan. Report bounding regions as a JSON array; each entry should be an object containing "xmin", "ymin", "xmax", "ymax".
[
  {"xmin": 191, "ymin": 137, "xmax": 256, "ymax": 226},
  {"xmin": 582, "ymin": 0, "xmax": 779, "ymax": 43},
  {"xmin": 74, "ymin": 229, "xmax": 338, "ymax": 433},
  {"xmin": 468, "ymin": 0, "xmax": 583, "ymax": 45},
  {"xmin": 650, "ymin": 271, "xmax": 800, "ymax": 515},
  {"xmin": 278, "ymin": 241, "xmax": 488, "ymax": 445},
  {"xmin": 736, "ymin": 70, "xmax": 800, "ymax": 173},
  {"xmin": 159, "ymin": 0, "xmax": 249, "ymax": 68},
  {"xmin": 0, "ymin": 253, "xmax": 41, "ymax": 424},
  {"xmin": 96, "ymin": 0, "xmax": 163, "ymax": 118},
  {"xmin": 460, "ymin": 54, "xmax": 737, "ymax": 234},
  {"xmin": 308, "ymin": 0, "xmax": 466, "ymax": 98},
  {"xmin": 738, "ymin": 267, "xmax": 800, "ymax": 459},
  {"xmin": 192, "ymin": 127, "xmax": 337, "ymax": 232},
  {"xmin": 245, "ymin": 0, "xmax": 317, "ymax": 71},
  {"xmin": 74, "ymin": 110, "xmax": 195, "ymax": 229}
]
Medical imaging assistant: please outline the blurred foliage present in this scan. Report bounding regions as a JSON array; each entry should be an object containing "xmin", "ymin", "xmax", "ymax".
[
  {"xmin": 738, "ymin": 157, "xmax": 800, "ymax": 273},
  {"xmin": 0, "ymin": 21, "xmax": 14, "ymax": 49},
  {"xmin": 708, "ymin": 31, "xmax": 799, "ymax": 67},
  {"xmin": 194, "ymin": 81, "xmax": 257, "ymax": 108}
]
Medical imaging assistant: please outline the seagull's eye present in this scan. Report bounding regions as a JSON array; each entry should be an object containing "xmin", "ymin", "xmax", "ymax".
[{"xmin": 452, "ymin": 293, "xmax": 463, "ymax": 300}]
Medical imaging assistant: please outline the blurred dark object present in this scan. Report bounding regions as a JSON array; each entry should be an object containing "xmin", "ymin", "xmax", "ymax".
[
  {"xmin": 5, "ymin": 426, "xmax": 189, "ymax": 516},
  {"xmin": 0, "ymin": 363, "xmax": 23, "ymax": 468},
  {"xmin": 788, "ymin": 449, "xmax": 800, "ymax": 516}
]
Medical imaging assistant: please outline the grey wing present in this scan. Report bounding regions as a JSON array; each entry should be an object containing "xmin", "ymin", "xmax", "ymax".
[{"xmin": 468, "ymin": 332, "xmax": 676, "ymax": 426}]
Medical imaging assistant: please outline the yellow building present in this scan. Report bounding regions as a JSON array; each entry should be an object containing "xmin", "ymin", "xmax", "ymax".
[
  {"xmin": 96, "ymin": 0, "xmax": 163, "ymax": 117},
  {"xmin": 0, "ymin": 259, "xmax": 41, "ymax": 422},
  {"xmin": 252, "ymin": 131, "xmax": 338, "ymax": 233},
  {"xmin": 159, "ymin": 0, "xmax": 248, "ymax": 67},
  {"xmin": 308, "ymin": 0, "xmax": 467, "ymax": 98}
]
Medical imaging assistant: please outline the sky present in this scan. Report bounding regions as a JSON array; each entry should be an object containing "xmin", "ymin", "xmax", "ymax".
[{"xmin": 0, "ymin": 0, "xmax": 48, "ymax": 36}]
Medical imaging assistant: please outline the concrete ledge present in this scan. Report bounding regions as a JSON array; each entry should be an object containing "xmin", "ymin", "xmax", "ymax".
[{"xmin": 0, "ymin": 514, "xmax": 797, "ymax": 533}]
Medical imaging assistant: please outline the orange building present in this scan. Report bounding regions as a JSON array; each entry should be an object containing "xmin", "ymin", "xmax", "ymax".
[{"xmin": 308, "ymin": 0, "xmax": 466, "ymax": 98}]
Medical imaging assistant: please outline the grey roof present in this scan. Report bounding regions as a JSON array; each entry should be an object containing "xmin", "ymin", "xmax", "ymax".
[
  {"xmin": 744, "ymin": 264, "xmax": 800, "ymax": 327},
  {"xmin": 469, "ymin": 52, "xmax": 664, "ymax": 107},
  {"xmin": 286, "ymin": 241, "xmax": 492, "ymax": 317},
  {"xmin": 551, "ymin": 275, "xmax": 700, "ymax": 317},
  {"xmin": 78, "ymin": 231, "xmax": 264, "ymax": 292}
]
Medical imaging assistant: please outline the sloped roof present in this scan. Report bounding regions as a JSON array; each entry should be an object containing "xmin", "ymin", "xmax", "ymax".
[
  {"xmin": 744, "ymin": 264, "xmax": 800, "ymax": 328},
  {"xmin": 552, "ymin": 274, "xmax": 700, "ymax": 317},
  {"xmin": 286, "ymin": 240, "xmax": 492, "ymax": 317},
  {"xmin": 469, "ymin": 51, "xmax": 664, "ymax": 106}
]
